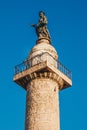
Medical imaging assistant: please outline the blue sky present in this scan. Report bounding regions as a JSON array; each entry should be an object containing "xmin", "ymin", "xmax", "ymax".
[{"xmin": 0, "ymin": 0, "xmax": 87, "ymax": 130}]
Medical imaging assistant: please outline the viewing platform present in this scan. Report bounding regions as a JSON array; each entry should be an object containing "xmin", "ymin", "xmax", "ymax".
[{"xmin": 13, "ymin": 52, "xmax": 72, "ymax": 90}]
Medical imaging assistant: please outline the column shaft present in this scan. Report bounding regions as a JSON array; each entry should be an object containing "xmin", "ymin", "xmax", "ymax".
[{"xmin": 25, "ymin": 78, "xmax": 60, "ymax": 130}]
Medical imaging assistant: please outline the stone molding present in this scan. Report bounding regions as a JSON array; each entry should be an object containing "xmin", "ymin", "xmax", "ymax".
[
  {"xmin": 29, "ymin": 72, "xmax": 64, "ymax": 90},
  {"xmin": 36, "ymin": 38, "xmax": 51, "ymax": 45}
]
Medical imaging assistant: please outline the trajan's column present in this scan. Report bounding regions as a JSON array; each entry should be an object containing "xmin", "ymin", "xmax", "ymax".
[{"xmin": 13, "ymin": 11, "xmax": 72, "ymax": 130}]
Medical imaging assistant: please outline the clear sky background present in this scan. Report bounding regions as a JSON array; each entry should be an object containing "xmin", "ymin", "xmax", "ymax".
[{"xmin": 0, "ymin": 0, "xmax": 87, "ymax": 130}]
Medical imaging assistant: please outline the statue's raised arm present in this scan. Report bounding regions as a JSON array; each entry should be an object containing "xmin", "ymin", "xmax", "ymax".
[{"xmin": 31, "ymin": 11, "xmax": 51, "ymax": 41}]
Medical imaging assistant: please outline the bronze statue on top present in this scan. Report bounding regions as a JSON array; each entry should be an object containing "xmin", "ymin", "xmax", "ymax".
[{"xmin": 31, "ymin": 11, "xmax": 51, "ymax": 41}]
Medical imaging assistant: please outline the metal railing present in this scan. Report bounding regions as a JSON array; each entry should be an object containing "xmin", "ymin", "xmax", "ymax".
[
  {"xmin": 57, "ymin": 61, "xmax": 72, "ymax": 79},
  {"xmin": 14, "ymin": 52, "xmax": 72, "ymax": 79}
]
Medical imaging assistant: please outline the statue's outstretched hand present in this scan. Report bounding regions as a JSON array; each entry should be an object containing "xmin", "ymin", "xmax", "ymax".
[{"xmin": 31, "ymin": 24, "xmax": 36, "ymax": 27}]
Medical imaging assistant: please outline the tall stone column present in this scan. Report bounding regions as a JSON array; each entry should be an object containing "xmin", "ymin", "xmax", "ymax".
[
  {"xmin": 25, "ymin": 39, "xmax": 60, "ymax": 130},
  {"xmin": 13, "ymin": 38, "xmax": 72, "ymax": 130}
]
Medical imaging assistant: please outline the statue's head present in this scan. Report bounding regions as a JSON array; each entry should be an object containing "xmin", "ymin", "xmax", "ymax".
[{"xmin": 39, "ymin": 11, "xmax": 45, "ymax": 17}]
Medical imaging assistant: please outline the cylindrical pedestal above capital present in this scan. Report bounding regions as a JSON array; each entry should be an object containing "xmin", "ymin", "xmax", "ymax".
[
  {"xmin": 36, "ymin": 38, "xmax": 51, "ymax": 45},
  {"xmin": 25, "ymin": 78, "xmax": 60, "ymax": 130}
]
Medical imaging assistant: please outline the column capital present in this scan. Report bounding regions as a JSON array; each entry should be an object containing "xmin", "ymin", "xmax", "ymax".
[{"xmin": 28, "ymin": 72, "xmax": 64, "ymax": 90}]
